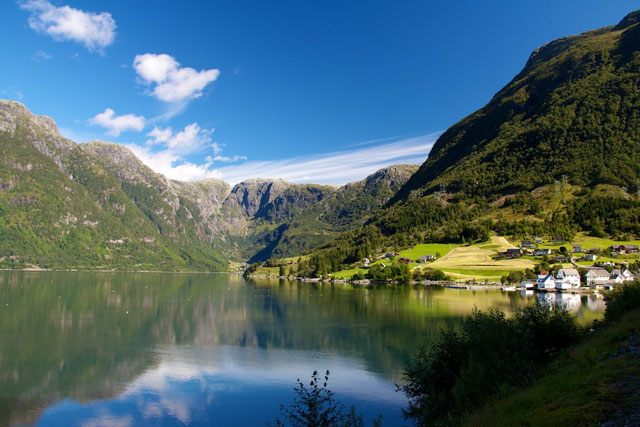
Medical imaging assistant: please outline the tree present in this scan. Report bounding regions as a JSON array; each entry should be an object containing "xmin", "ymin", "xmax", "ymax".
[{"xmin": 270, "ymin": 370, "xmax": 381, "ymax": 427}]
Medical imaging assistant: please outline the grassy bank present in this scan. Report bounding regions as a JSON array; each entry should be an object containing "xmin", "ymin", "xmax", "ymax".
[{"xmin": 460, "ymin": 309, "xmax": 640, "ymax": 426}]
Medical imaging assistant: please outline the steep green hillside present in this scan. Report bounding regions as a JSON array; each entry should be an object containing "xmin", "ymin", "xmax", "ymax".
[
  {"xmin": 398, "ymin": 10, "xmax": 640, "ymax": 199},
  {"xmin": 0, "ymin": 102, "xmax": 227, "ymax": 270}
]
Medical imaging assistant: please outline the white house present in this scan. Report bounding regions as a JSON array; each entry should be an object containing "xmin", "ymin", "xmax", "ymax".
[
  {"xmin": 611, "ymin": 269, "xmax": 635, "ymax": 282},
  {"xmin": 585, "ymin": 268, "xmax": 610, "ymax": 286},
  {"xmin": 555, "ymin": 279, "xmax": 573, "ymax": 290},
  {"xmin": 556, "ymin": 268, "xmax": 581, "ymax": 288},
  {"xmin": 537, "ymin": 273, "xmax": 556, "ymax": 290},
  {"xmin": 609, "ymin": 274, "xmax": 624, "ymax": 284},
  {"xmin": 520, "ymin": 279, "xmax": 536, "ymax": 289},
  {"xmin": 581, "ymin": 254, "xmax": 597, "ymax": 262}
]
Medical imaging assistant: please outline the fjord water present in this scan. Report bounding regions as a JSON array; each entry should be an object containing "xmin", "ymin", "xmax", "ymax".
[{"xmin": 0, "ymin": 272, "xmax": 604, "ymax": 426}]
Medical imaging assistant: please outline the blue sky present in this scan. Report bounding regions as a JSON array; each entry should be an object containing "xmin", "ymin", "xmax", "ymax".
[{"xmin": 1, "ymin": 1, "xmax": 637, "ymax": 184}]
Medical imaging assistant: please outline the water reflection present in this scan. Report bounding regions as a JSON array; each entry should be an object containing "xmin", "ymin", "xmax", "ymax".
[{"xmin": 0, "ymin": 272, "xmax": 604, "ymax": 426}]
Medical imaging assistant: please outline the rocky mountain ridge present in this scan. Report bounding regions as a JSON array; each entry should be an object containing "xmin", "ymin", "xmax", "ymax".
[{"xmin": 0, "ymin": 99, "xmax": 418, "ymax": 268}]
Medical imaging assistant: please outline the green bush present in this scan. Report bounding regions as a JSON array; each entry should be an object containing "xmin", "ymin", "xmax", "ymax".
[
  {"xmin": 604, "ymin": 280, "xmax": 640, "ymax": 321},
  {"xmin": 400, "ymin": 303, "xmax": 579, "ymax": 424}
]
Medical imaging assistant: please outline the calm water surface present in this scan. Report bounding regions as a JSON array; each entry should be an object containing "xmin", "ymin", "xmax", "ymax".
[{"xmin": 0, "ymin": 272, "xmax": 604, "ymax": 426}]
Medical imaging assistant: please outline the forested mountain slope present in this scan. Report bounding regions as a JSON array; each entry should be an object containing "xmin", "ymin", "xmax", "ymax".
[
  {"xmin": 396, "ymin": 10, "xmax": 640, "ymax": 200},
  {"xmin": 265, "ymin": 10, "xmax": 640, "ymax": 276}
]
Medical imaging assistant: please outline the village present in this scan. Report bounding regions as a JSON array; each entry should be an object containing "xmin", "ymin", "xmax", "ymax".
[
  {"xmin": 501, "ymin": 241, "xmax": 639, "ymax": 292},
  {"xmin": 351, "ymin": 239, "xmax": 640, "ymax": 292}
]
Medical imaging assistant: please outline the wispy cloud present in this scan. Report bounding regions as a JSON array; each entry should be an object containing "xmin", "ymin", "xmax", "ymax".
[
  {"xmin": 209, "ymin": 134, "xmax": 437, "ymax": 185},
  {"xmin": 31, "ymin": 49, "xmax": 52, "ymax": 61},
  {"xmin": 19, "ymin": 0, "xmax": 116, "ymax": 53},
  {"xmin": 125, "ymin": 133, "xmax": 437, "ymax": 185}
]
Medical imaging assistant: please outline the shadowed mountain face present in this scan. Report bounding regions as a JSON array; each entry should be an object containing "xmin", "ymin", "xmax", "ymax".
[
  {"xmin": 0, "ymin": 100, "xmax": 417, "ymax": 269},
  {"xmin": 396, "ymin": 10, "xmax": 640, "ymax": 200}
]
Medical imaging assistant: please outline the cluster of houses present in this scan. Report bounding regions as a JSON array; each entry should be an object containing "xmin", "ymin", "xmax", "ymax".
[
  {"xmin": 520, "ymin": 267, "xmax": 638, "ymax": 292},
  {"xmin": 499, "ymin": 239, "xmax": 639, "ymax": 261}
]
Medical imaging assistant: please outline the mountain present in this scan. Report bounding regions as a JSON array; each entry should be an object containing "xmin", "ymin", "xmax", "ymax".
[
  {"xmin": 396, "ymin": 10, "xmax": 640, "ymax": 200},
  {"xmin": 267, "ymin": 10, "xmax": 640, "ymax": 277},
  {"xmin": 0, "ymin": 99, "xmax": 417, "ymax": 270},
  {"xmin": 0, "ymin": 100, "xmax": 228, "ymax": 270}
]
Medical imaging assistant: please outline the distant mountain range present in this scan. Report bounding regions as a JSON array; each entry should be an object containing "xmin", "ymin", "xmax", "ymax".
[
  {"xmin": 0, "ymin": 100, "xmax": 416, "ymax": 270},
  {"xmin": 3, "ymin": 10, "xmax": 640, "ymax": 271}
]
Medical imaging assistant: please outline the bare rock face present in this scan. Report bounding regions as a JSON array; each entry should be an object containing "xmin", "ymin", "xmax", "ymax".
[
  {"xmin": 82, "ymin": 141, "xmax": 160, "ymax": 185},
  {"xmin": 223, "ymin": 179, "xmax": 292, "ymax": 217},
  {"xmin": 0, "ymin": 100, "xmax": 75, "ymax": 173}
]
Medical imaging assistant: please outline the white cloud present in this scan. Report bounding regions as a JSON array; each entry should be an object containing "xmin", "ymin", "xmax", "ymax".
[
  {"xmin": 133, "ymin": 53, "xmax": 220, "ymax": 103},
  {"xmin": 212, "ymin": 142, "xmax": 223, "ymax": 155},
  {"xmin": 213, "ymin": 155, "xmax": 248, "ymax": 163},
  {"xmin": 124, "ymin": 133, "xmax": 437, "ymax": 184},
  {"xmin": 126, "ymin": 144, "xmax": 217, "ymax": 182},
  {"xmin": 129, "ymin": 123, "xmax": 244, "ymax": 181},
  {"xmin": 146, "ymin": 126, "xmax": 173, "ymax": 144},
  {"xmin": 145, "ymin": 123, "xmax": 213, "ymax": 152},
  {"xmin": 89, "ymin": 108, "xmax": 145, "ymax": 136},
  {"xmin": 20, "ymin": 0, "xmax": 116, "ymax": 52}
]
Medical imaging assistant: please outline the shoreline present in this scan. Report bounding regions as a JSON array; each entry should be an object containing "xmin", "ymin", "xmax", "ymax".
[{"xmin": 244, "ymin": 273, "xmax": 598, "ymax": 293}]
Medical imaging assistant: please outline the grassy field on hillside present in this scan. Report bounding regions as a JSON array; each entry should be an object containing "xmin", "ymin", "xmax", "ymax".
[{"xmin": 251, "ymin": 234, "xmax": 638, "ymax": 281}]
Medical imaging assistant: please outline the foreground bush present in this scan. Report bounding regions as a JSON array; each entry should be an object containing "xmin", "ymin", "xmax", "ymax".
[
  {"xmin": 604, "ymin": 280, "xmax": 640, "ymax": 321},
  {"xmin": 399, "ymin": 303, "xmax": 579, "ymax": 425}
]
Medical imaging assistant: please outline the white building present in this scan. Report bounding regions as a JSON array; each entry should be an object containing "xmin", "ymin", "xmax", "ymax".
[
  {"xmin": 520, "ymin": 279, "xmax": 536, "ymax": 289},
  {"xmin": 556, "ymin": 268, "xmax": 581, "ymax": 288},
  {"xmin": 585, "ymin": 268, "xmax": 610, "ymax": 287},
  {"xmin": 611, "ymin": 269, "xmax": 635, "ymax": 282},
  {"xmin": 537, "ymin": 273, "xmax": 556, "ymax": 290}
]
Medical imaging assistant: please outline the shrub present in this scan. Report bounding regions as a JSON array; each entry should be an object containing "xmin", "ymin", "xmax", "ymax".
[
  {"xmin": 399, "ymin": 303, "xmax": 579, "ymax": 424},
  {"xmin": 604, "ymin": 280, "xmax": 640, "ymax": 321}
]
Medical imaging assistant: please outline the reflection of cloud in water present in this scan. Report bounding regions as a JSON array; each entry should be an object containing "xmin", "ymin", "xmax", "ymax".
[
  {"xmin": 81, "ymin": 410, "xmax": 133, "ymax": 427},
  {"xmin": 127, "ymin": 345, "xmax": 402, "ymax": 402},
  {"xmin": 64, "ymin": 345, "xmax": 406, "ymax": 426}
]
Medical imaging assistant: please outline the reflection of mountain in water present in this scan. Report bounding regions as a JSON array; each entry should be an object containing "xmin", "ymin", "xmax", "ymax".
[{"xmin": 0, "ymin": 272, "xmax": 605, "ymax": 425}]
